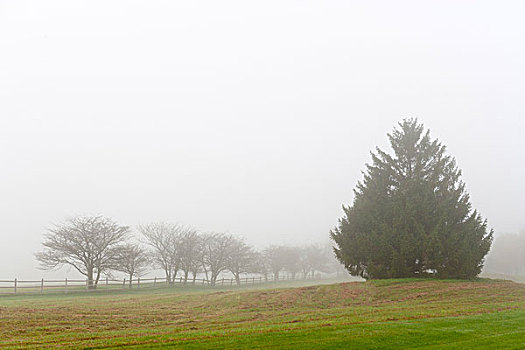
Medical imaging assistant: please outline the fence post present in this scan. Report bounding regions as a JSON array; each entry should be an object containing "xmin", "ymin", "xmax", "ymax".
[
  {"xmin": 86, "ymin": 278, "xmax": 88, "ymax": 291},
  {"xmin": 138, "ymin": 277, "xmax": 140, "ymax": 289},
  {"xmin": 123, "ymin": 278, "xmax": 126, "ymax": 289},
  {"xmin": 154, "ymin": 277, "xmax": 157, "ymax": 288},
  {"xmin": 65, "ymin": 278, "xmax": 68, "ymax": 294},
  {"xmin": 106, "ymin": 276, "xmax": 109, "ymax": 291},
  {"xmin": 14, "ymin": 278, "xmax": 17, "ymax": 294},
  {"xmin": 41, "ymin": 278, "xmax": 44, "ymax": 294}
]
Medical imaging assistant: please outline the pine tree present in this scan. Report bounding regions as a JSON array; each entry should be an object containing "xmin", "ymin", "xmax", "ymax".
[{"xmin": 330, "ymin": 119, "xmax": 493, "ymax": 279}]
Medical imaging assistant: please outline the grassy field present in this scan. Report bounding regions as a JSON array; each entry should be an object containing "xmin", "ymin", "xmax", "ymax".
[{"xmin": 0, "ymin": 278, "xmax": 523, "ymax": 349}]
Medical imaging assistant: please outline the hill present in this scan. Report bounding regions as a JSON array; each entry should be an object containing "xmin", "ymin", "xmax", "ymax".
[{"xmin": 0, "ymin": 278, "xmax": 524, "ymax": 349}]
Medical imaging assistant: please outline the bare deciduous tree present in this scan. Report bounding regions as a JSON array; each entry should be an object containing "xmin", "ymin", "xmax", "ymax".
[
  {"xmin": 226, "ymin": 237, "xmax": 256, "ymax": 285},
  {"xmin": 189, "ymin": 242, "xmax": 205, "ymax": 284},
  {"xmin": 35, "ymin": 215, "xmax": 129, "ymax": 289},
  {"xmin": 263, "ymin": 245, "xmax": 289, "ymax": 280},
  {"xmin": 299, "ymin": 246, "xmax": 314, "ymax": 279},
  {"xmin": 251, "ymin": 251, "xmax": 270, "ymax": 281},
  {"xmin": 201, "ymin": 232, "xmax": 235, "ymax": 286},
  {"xmin": 139, "ymin": 222, "xmax": 185, "ymax": 284},
  {"xmin": 111, "ymin": 243, "xmax": 150, "ymax": 287},
  {"xmin": 179, "ymin": 229, "xmax": 203, "ymax": 284},
  {"xmin": 303, "ymin": 244, "xmax": 330, "ymax": 278},
  {"xmin": 282, "ymin": 247, "xmax": 301, "ymax": 279}
]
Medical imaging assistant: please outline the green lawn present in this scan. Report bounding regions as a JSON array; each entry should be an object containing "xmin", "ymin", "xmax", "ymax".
[{"xmin": 0, "ymin": 278, "xmax": 523, "ymax": 349}]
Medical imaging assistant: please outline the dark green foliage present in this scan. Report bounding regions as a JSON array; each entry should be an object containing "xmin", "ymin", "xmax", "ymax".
[{"xmin": 331, "ymin": 119, "xmax": 493, "ymax": 279}]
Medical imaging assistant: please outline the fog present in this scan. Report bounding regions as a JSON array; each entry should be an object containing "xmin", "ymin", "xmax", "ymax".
[
  {"xmin": 484, "ymin": 230, "xmax": 525, "ymax": 277},
  {"xmin": 0, "ymin": 1, "xmax": 524, "ymax": 279}
]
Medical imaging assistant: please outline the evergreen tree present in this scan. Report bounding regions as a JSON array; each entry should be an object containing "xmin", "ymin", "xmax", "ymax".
[{"xmin": 330, "ymin": 119, "xmax": 493, "ymax": 279}]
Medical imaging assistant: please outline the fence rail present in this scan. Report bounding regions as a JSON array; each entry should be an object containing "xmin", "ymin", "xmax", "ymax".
[{"xmin": 0, "ymin": 274, "xmax": 316, "ymax": 295}]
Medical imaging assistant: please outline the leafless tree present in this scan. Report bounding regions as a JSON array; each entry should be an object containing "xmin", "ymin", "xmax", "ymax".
[
  {"xmin": 189, "ymin": 244, "xmax": 205, "ymax": 284},
  {"xmin": 179, "ymin": 229, "xmax": 203, "ymax": 284},
  {"xmin": 111, "ymin": 243, "xmax": 150, "ymax": 287},
  {"xmin": 35, "ymin": 215, "xmax": 129, "ymax": 289},
  {"xmin": 226, "ymin": 237, "xmax": 257, "ymax": 285},
  {"xmin": 302, "ymin": 243, "xmax": 330, "ymax": 278},
  {"xmin": 250, "ymin": 251, "xmax": 270, "ymax": 281},
  {"xmin": 282, "ymin": 247, "xmax": 301, "ymax": 279},
  {"xmin": 139, "ymin": 222, "xmax": 186, "ymax": 284},
  {"xmin": 263, "ymin": 245, "xmax": 289, "ymax": 280},
  {"xmin": 201, "ymin": 232, "xmax": 236, "ymax": 286},
  {"xmin": 299, "ymin": 246, "xmax": 314, "ymax": 278}
]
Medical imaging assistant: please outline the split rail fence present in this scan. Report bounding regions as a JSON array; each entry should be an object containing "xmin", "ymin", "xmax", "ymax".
[{"xmin": 0, "ymin": 274, "xmax": 310, "ymax": 295}]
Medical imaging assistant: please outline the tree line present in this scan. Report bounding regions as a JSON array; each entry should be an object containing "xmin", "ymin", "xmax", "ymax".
[
  {"xmin": 483, "ymin": 229, "xmax": 525, "ymax": 276},
  {"xmin": 36, "ymin": 119, "xmax": 493, "ymax": 283},
  {"xmin": 35, "ymin": 216, "xmax": 339, "ymax": 289}
]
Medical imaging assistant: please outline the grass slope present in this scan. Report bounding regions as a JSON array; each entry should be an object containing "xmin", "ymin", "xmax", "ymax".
[{"xmin": 0, "ymin": 278, "xmax": 523, "ymax": 349}]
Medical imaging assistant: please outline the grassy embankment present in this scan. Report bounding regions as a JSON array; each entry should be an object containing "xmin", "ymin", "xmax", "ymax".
[{"xmin": 0, "ymin": 278, "xmax": 523, "ymax": 349}]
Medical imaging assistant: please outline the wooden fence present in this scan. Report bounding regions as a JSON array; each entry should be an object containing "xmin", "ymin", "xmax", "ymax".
[{"xmin": 0, "ymin": 274, "xmax": 308, "ymax": 295}]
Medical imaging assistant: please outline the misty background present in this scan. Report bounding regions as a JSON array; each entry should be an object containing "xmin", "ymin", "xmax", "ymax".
[{"xmin": 0, "ymin": 1, "xmax": 524, "ymax": 279}]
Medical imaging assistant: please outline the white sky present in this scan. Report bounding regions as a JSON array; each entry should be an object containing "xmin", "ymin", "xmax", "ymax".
[{"xmin": 1, "ymin": 1, "xmax": 524, "ymax": 278}]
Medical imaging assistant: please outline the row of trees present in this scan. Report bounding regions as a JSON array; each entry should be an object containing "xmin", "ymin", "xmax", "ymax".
[
  {"xmin": 35, "ymin": 216, "xmax": 339, "ymax": 288},
  {"xmin": 36, "ymin": 120, "xmax": 494, "ymax": 284}
]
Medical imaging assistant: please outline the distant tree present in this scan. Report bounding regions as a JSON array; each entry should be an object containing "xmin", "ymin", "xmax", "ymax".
[
  {"xmin": 201, "ymin": 233, "xmax": 236, "ymax": 286},
  {"xmin": 299, "ymin": 247, "xmax": 314, "ymax": 279},
  {"xmin": 179, "ymin": 229, "xmax": 203, "ymax": 284},
  {"xmin": 331, "ymin": 119, "xmax": 493, "ymax": 279},
  {"xmin": 226, "ymin": 237, "xmax": 257, "ymax": 285},
  {"xmin": 300, "ymin": 244, "xmax": 330, "ymax": 278},
  {"xmin": 263, "ymin": 245, "xmax": 289, "ymax": 280},
  {"xmin": 310, "ymin": 244, "xmax": 331, "ymax": 277},
  {"xmin": 36, "ymin": 215, "xmax": 129, "ymax": 289},
  {"xmin": 484, "ymin": 230, "xmax": 525, "ymax": 276},
  {"xmin": 251, "ymin": 251, "xmax": 270, "ymax": 281},
  {"xmin": 140, "ymin": 222, "xmax": 186, "ymax": 284},
  {"xmin": 189, "ymin": 241, "xmax": 205, "ymax": 284},
  {"xmin": 111, "ymin": 243, "xmax": 150, "ymax": 287},
  {"xmin": 282, "ymin": 247, "xmax": 301, "ymax": 279}
]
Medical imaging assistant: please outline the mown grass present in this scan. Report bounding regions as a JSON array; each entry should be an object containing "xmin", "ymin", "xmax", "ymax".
[{"xmin": 0, "ymin": 278, "xmax": 523, "ymax": 349}]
